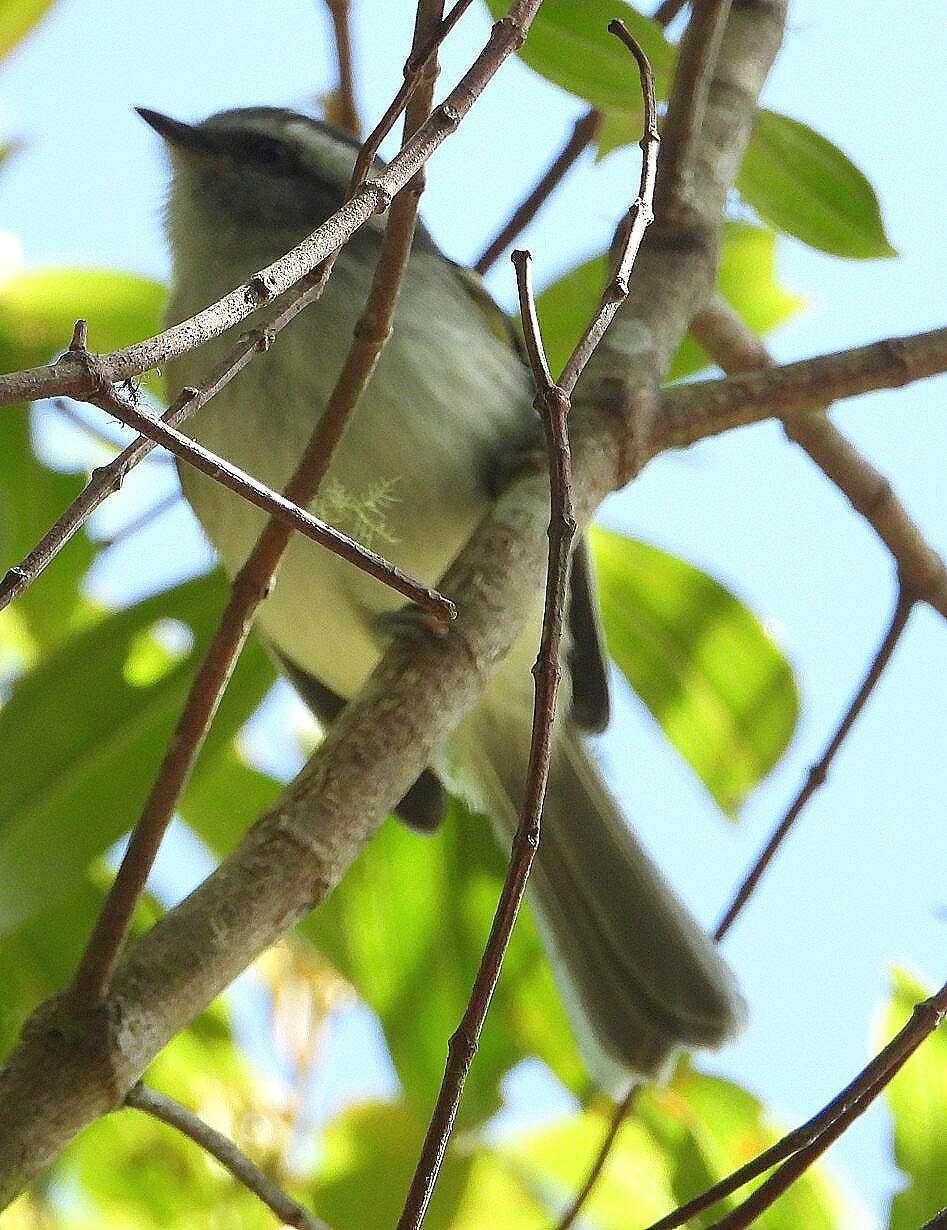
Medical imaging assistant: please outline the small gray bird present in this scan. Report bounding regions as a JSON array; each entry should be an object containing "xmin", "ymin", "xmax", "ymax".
[{"xmin": 140, "ymin": 105, "xmax": 745, "ymax": 1087}]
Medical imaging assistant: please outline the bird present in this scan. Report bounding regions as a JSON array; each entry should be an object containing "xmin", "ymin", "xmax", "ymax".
[{"xmin": 139, "ymin": 104, "xmax": 745, "ymax": 1088}]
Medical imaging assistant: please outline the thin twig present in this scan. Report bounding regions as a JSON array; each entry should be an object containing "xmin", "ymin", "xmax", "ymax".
[
  {"xmin": 68, "ymin": 0, "xmax": 451, "ymax": 1006},
  {"xmin": 351, "ymin": 0, "xmax": 477, "ymax": 188},
  {"xmin": 0, "ymin": 267, "xmax": 332, "ymax": 613},
  {"xmin": 715, "ymin": 586, "xmax": 915, "ymax": 940},
  {"xmin": 85, "ymin": 378, "xmax": 452, "ymax": 618},
  {"xmin": 0, "ymin": 0, "xmax": 526, "ymax": 411},
  {"xmin": 654, "ymin": 0, "xmax": 732, "ymax": 224},
  {"xmin": 125, "ymin": 1084, "xmax": 329, "ymax": 1230},
  {"xmin": 474, "ymin": 109, "xmax": 602, "ymax": 276},
  {"xmin": 49, "ymin": 396, "xmax": 171, "ymax": 462},
  {"xmin": 556, "ymin": 1086, "xmax": 640, "ymax": 1230},
  {"xmin": 688, "ymin": 984, "xmax": 939, "ymax": 1230},
  {"xmin": 322, "ymin": 0, "xmax": 361, "ymax": 136},
  {"xmin": 653, "ymin": 0, "xmax": 689, "ymax": 25},
  {"xmin": 395, "ymin": 30, "xmax": 656, "ymax": 1230}
]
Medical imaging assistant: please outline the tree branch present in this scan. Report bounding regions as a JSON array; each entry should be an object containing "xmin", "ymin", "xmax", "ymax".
[
  {"xmin": 677, "ymin": 305, "xmax": 947, "ymax": 617},
  {"xmin": 0, "ymin": 0, "xmax": 788, "ymax": 1206},
  {"xmin": 125, "ymin": 1083, "xmax": 329, "ymax": 1230},
  {"xmin": 322, "ymin": 0, "xmax": 361, "ymax": 137}
]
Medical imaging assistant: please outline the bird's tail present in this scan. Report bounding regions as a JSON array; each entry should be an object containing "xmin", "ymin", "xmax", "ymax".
[{"xmin": 446, "ymin": 640, "xmax": 746, "ymax": 1087}]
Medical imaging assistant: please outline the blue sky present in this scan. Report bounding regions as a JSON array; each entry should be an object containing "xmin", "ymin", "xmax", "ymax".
[{"xmin": 1, "ymin": 1, "xmax": 945, "ymax": 1219}]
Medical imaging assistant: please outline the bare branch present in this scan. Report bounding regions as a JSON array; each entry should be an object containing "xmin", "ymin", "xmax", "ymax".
[
  {"xmin": 715, "ymin": 587, "xmax": 915, "ymax": 940},
  {"xmin": 643, "ymin": 981, "xmax": 947, "ymax": 1230},
  {"xmin": 556, "ymin": 1086, "xmax": 640, "ymax": 1230},
  {"xmin": 474, "ymin": 109, "xmax": 602, "ymax": 276},
  {"xmin": 678, "ymin": 303, "xmax": 947, "ymax": 617},
  {"xmin": 396, "ymin": 33, "xmax": 656, "ymax": 1229},
  {"xmin": 85, "ymin": 378, "xmax": 453, "ymax": 619},
  {"xmin": 67, "ymin": 0, "xmax": 452, "ymax": 1007},
  {"xmin": 125, "ymin": 1084, "xmax": 329, "ymax": 1230}
]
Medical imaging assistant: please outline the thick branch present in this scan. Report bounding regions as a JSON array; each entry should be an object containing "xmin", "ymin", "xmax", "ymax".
[{"xmin": 0, "ymin": 0, "xmax": 787, "ymax": 1205}]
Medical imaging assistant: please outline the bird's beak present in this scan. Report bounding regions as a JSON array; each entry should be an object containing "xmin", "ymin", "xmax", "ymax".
[{"xmin": 135, "ymin": 108, "xmax": 219, "ymax": 156}]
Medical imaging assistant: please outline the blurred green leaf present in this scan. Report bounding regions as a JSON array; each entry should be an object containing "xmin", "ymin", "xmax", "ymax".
[
  {"xmin": 882, "ymin": 969, "xmax": 947, "ymax": 1230},
  {"xmin": 0, "ymin": 267, "xmax": 165, "ymax": 366},
  {"xmin": 739, "ymin": 110, "xmax": 896, "ymax": 260},
  {"xmin": 590, "ymin": 526, "xmax": 799, "ymax": 814},
  {"xmin": 0, "ymin": 572, "xmax": 274, "ymax": 935},
  {"xmin": 295, "ymin": 801, "xmax": 586, "ymax": 1131},
  {"xmin": 485, "ymin": 0, "xmax": 674, "ymax": 110},
  {"xmin": 666, "ymin": 221, "xmax": 803, "ymax": 381},
  {"xmin": 179, "ymin": 746, "xmax": 281, "ymax": 856},
  {"xmin": 0, "ymin": 0, "xmax": 57, "ymax": 60},
  {"xmin": 532, "ymin": 221, "xmax": 801, "ymax": 384},
  {"xmin": 315, "ymin": 1100, "xmax": 548, "ymax": 1230}
]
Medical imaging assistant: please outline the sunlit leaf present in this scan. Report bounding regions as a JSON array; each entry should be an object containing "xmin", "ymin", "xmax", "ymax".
[
  {"xmin": 739, "ymin": 110, "xmax": 896, "ymax": 260},
  {"xmin": 297, "ymin": 800, "xmax": 587, "ymax": 1131},
  {"xmin": 0, "ymin": 573, "xmax": 274, "ymax": 935},
  {"xmin": 485, "ymin": 0, "xmax": 674, "ymax": 110},
  {"xmin": 532, "ymin": 222, "xmax": 802, "ymax": 384},
  {"xmin": 0, "ymin": 0, "xmax": 57, "ymax": 61},
  {"xmin": 881, "ymin": 969, "xmax": 947, "ymax": 1230},
  {"xmin": 590, "ymin": 526, "xmax": 799, "ymax": 814}
]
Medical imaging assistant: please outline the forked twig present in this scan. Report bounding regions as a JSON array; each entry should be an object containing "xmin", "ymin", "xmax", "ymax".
[{"xmin": 395, "ymin": 26, "xmax": 657, "ymax": 1230}]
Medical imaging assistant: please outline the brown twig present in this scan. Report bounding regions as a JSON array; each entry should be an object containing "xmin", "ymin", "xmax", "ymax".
[
  {"xmin": 474, "ymin": 109, "xmax": 603, "ymax": 276},
  {"xmin": 654, "ymin": 0, "xmax": 732, "ymax": 225},
  {"xmin": 641, "ymin": 981, "xmax": 947, "ymax": 1230},
  {"xmin": 125, "ymin": 1084, "xmax": 329, "ymax": 1230},
  {"xmin": 714, "ymin": 586, "xmax": 915, "ymax": 940},
  {"xmin": 556, "ymin": 1085, "xmax": 640, "ymax": 1230},
  {"xmin": 395, "ymin": 29, "xmax": 656, "ymax": 1230},
  {"xmin": 654, "ymin": 0, "xmax": 689, "ymax": 25},
  {"xmin": 0, "ymin": 0, "xmax": 527, "ymax": 412},
  {"xmin": 351, "ymin": 0, "xmax": 477, "ymax": 188},
  {"xmin": 689, "ymin": 297, "xmax": 947, "ymax": 618},
  {"xmin": 0, "ymin": 267, "xmax": 331, "ymax": 613},
  {"xmin": 84, "ymin": 378, "xmax": 451, "ymax": 618},
  {"xmin": 68, "ymin": 0, "xmax": 451, "ymax": 1006},
  {"xmin": 322, "ymin": 0, "xmax": 361, "ymax": 136}
]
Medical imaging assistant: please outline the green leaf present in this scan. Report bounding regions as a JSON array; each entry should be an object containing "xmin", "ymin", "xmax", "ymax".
[
  {"xmin": 0, "ymin": 572, "xmax": 274, "ymax": 935},
  {"xmin": 589, "ymin": 526, "xmax": 799, "ymax": 814},
  {"xmin": 296, "ymin": 800, "xmax": 586, "ymax": 1131},
  {"xmin": 667, "ymin": 221, "xmax": 803, "ymax": 381},
  {"xmin": 179, "ymin": 746, "xmax": 282, "ymax": 857},
  {"xmin": 882, "ymin": 970, "xmax": 947, "ymax": 1230},
  {"xmin": 738, "ymin": 110, "xmax": 896, "ymax": 260},
  {"xmin": 485, "ymin": 0, "xmax": 674, "ymax": 110},
  {"xmin": 0, "ymin": 0, "xmax": 57, "ymax": 61},
  {"xmin": 532, "ymin": 222, "xmax": 802, "ymax": 384}
]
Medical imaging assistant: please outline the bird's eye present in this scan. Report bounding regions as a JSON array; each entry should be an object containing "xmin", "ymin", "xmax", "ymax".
[{"xmin": 252, "ymin": 136, "xmax": 293, "ymax": 172}]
